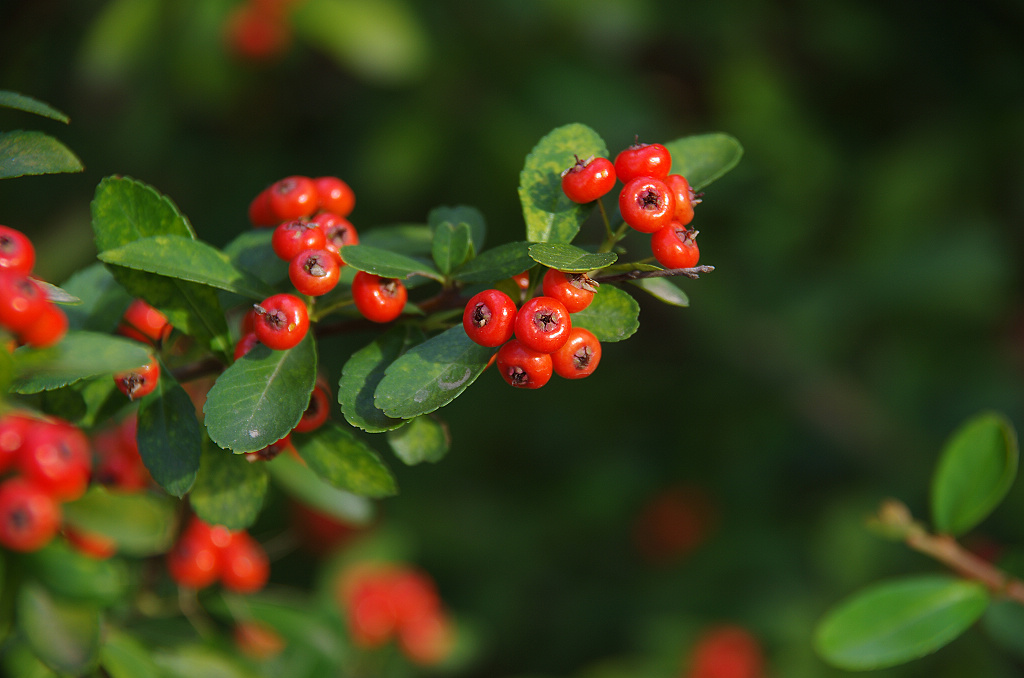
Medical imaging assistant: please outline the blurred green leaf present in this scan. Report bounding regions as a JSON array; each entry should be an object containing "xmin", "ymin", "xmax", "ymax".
[
  {"xmin": 152, "ymin": 643, "xmax": 258, "ymax": 678},
  {"xmin": 340, "ymin": 244, "xmax": 442, "ymax": 281},
  {"xmin": 137, "ymin": 365, "xmax": 202, "ymax": 497},
  {"xmin": 78, "ymin": 0, "xmax": 161, "ymax": 82},
  {"xmin": 454, "ymin": 241, "xmax": 534, "ymax": 284},
  {"xmin": 528, "ymin": 243, "xmax": 616, "ymax": 272},
  {"xmin": 25, "ymin": 541, "xmax": 128, "ymax": 605},
  {"xmin": 628, "ymin": 277, "xmax": 690, "ymax": 307},
  {"xmin": 931, "ymin": 412, "xmax": 1017, "ymax": 536},
  {"xmin": 0, "ymin": 90, "xmax": 69, "ymax": 122},
  {"xmin": 519, "ymin": 123, "xmax": 607, "ymax": 244},
  {"xmin": 59, "ymin": 263, "xmax": 133, "ymax": 333},
  {"xmin": 0, "ymin": 345, "xmax": 12, "ymax": 395},
  {"xmin": 358, "ymin": 224, "xmax": 433, "ymax": 256},
  {"xmin": 266, "ymin": 451, "xmax": 375, "ymax": 525},
  {"xmin": 0, "ymin": 131, "xmax": 83, "ymax": 179},
  {"xmin": 432, "ymin": 222, "xmax": 473, "ymax": 275},
  {"xmin": 223, "ymin": 229, "xmax": 288, "ymax": 288},
  {"xmin": 63, "ymin": 487, "xmax": 176, "ymax": 556},
  {"xmin": 294, "ymin": 423, "xmax": 397, "ymax": 498},
  {"xmin": 11, "ymin": 331, "xmax": 152, "ymax": 393},
  {"xmin": 101, "ymin": 629, "xmax": 162, "ymax": 678},
  {"xmin": 17, "ymin": 582, "xmax": 101, "ymax": 675},
  {"xmin": 429, "ymin": 205, "xmax": 486, "ymax": 252},
  {"xmin": 663, "ymin": 133, "xmax": 743, "ymax": 191},
  {"xmin": 570, "ymin": 285, "xmax": 639, "ymax": 342},
  {"xmin": 815, "ymin": 575, "xmax": 989, "ymax": 670},
  {"xmin": 339, "ymin": 325, "xmax": 425, "ymax": 433},
  {"xmin": 189, "ymin": 441, "xmax": 269, "ymax": 530},
  {"xmin": 1, "ymin": 641, "xmax": 58, "ymax": 678},
  {"xmin": 35, "ymin": 280, "xmax": 80, "ymax": 305},
  {"xmin": 387, "ymin": 415, "xmax": 450, "ymax": 465}
]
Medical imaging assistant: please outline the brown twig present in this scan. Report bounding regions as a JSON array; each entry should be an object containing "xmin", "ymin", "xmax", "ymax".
[{"xmin": 593, "ymin": 264, "xmax": 715, "ymax": 283}]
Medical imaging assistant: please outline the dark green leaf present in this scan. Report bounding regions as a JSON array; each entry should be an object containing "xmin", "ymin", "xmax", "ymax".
[
  {"xmin": 815, "ymin": 576, "xmax": 989, "ymax": 670},
  {"xmin": 25, "ymin": 541, "xmax": 128, "ymax": 605},
  {"xmin": 663, "ymin": 133, "xmax": 743, "ymax": 191},
  {"xmin": 387, "ymin": 415, "xmax": 450, "ymax": 465},
  {"xmin": 11, "ymin": 331, "xmax": 152, "ymax": 393},
  {"xmin": 519, "ymin": 123, "xmax": 607, "ymax": 243},
  {"xmin": 931, "ymin": 412, "xmax": 1018, "ymax": 536},
  {"xmin": 359, "ymin": 224, "xmax": 433, "ymax": 256},
  {"xmin": 453, "ymin": 241, "xmax": 534, "ymax": 284},
  {"xmin": 0, "ymin": 130, "xmax": 83, "ymax": 178},
  {"xmin": 266, "ymin": 452, "xmax": 375, "ymax": 525},
  {"xmin": 528, "ymin": 242, "xmax": 617, "ymax": 272},
  {"xmin": 98, "ymin": 235, "xmax": 275, "ymax": 300},
  {"xmin": 223, "ymin": 229, "xmax": 288, "ymax": 288},
  {"xmin": 204, "ymin": 334, "xmax": 317, "ymax": 454},
  {"xmin": 570, "ymin": 284, "xmax": 639, "ymax": 342},
  {"xmin": 101, "ymin": 629, "xmax": 162, "ymax": 678},
  {"xmin": 432, "ymin": 222, "xmax": 473, "ymax": 275},
  {"xmin": 59, "ymin": 263, "xmax": 133, "ymax": 333},
  {"xmin": 189, "ymin": 441, "xmax": 269, "ymax": 530},
  {"xmin": 0, "ymin": 90, "xmax": 70, "ymax": 122},
  {"xmin": 295, "ymin": 423, "xmax": 397, "ymax": 498},
  {"xmin": 628, "ymin": 277, "xmax": 690, "ymax": 307},
  {"xmin": 17, "ymin": 582, "xmax": 101, "ymax": 675},
  {"xmin": 429, "ymin": 205, "xmax": 486, "ymax": 251},
  {"xmin": 63, "ymin": 487, "xmax": 177, "ymax": 556},
  {"xmin": 0, "ymin": 345, "xmax": 14, "ymax": 396},
  {"xmin": 339, "ymin": 325, "xmax": 425, "ymax": 433},
  {"xmin": 375, "ymin": 325, "xmax": 494, "ymax": 419},
  {"xmin": 137, "ymin": 365, "xmax": 203, "ymax": 497},
  {"xmin": 340, "ymin": 244, "xmax": 442, "ymax": 281}
]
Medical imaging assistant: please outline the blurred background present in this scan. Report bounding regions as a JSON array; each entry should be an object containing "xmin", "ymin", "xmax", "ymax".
[{"xmin": 3, "ymin": 0, "xmax": 1024, "ymax": 675}]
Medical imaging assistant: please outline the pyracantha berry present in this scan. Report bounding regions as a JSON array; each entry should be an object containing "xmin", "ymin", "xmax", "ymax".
[
  {"xmin": 495, "ymin": 339, "xmax": 553, "ymax": 389},
  {"xmin": 514, "ymin": 296, "xmax": 571, "ymax": 354},
  {"xmin": 113, "ymin": 355, "xmax": 161, "ymax": 401},
  {"xmin": 651, "ymin": 223, "xmax": 700, "ymax": 269},
  {"xmin": 462, "ymin": 289, "xmax": 517, "ymax": 347},
  {"xmin": 253, "ymin": 294, "xmax": 309, "ymax": 350},
  {"xmin": 351, "ymin": 272, "xmax": 407, "ymax": 323},
  {"xmin": 561, "ymin": 156, "xmax": 616, "ymax": 204},
  {"xmin": 541, "ymin": 268, "xmax": 598, "ymax": 313}
]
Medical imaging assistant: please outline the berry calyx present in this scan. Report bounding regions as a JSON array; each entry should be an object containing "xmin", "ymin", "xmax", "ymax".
[
  {"xmin": 651, "ymin": 223, "xmax": 700, "ymax": 269},
  {"xmin": 0, "ymin": 477, "xmax": 61, "ymax": 552},
  {"xmin": 118, "ymin": 298, "xmax": 173, "ymax": 346},
  {"xmin": 0, "ymin": 225, "xmax": 35, "ymax": 274},
  {"xmin": 495, "ymin": 339, "xmax": 553, "ymax": 389},
  {"xmin": 268, "ymin": 175, "xmax": 319, "ymax": 221},
  {"xmin": 614, "ymin": 140, "xmax": 672, "ymax": 182},
  {"xmin": 289, "ymin": 248, "xmax": 341, "ymax": 296},
  {"xmin": 551, "ymin": 327, "xmax": 602, "ymax": 379},
  {"xmin": 560, "ymin": 156, "xmax": 616, "ymax": 204},
  {"xmin": 619, "ymin": 176, "xmax": 676, "ymax": 233},
  {"xmin": 351, "ymin": 272, "xmax": 407, "ymax": 323},
  {"xmin": 462, "ymin": 289, "xmax": 517, "ymax": 347},
  {"xmin": 113, "ymin": 355, "xmax": 161, "ymax": 401},
  {"xmin": 514, "ymin": 296, "xmax": 571, "ymax": 354},
  {"xmin": 314, "ymin": 176, "xmax": 355, "ymax": 217},
  {"xmin": 541, "ymin": 269, "xmax": 598, "ymax": 313},
  {"xmin": 253, "ymin": 294, "xmax": 309, "ymax": 350},
  {"xmin": 272, "ymin": 219, "xmax": 327, "ymax": 261}
]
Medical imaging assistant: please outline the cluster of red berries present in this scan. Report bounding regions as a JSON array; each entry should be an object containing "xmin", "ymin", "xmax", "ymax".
[
  {"xmin": 111, "ymin": 298, "xmax": 170, "ymax": 400},
  {"xmin": 0, "ymin": 225, "xmax": 68, "ymax": 349},
  {"xmin": 166, "ymin": 515, "xmax": 270, "ymax": 593},
  {"xmin": 224, "ymin": 0, "xmax": 303, "ymax": 62},
  {"xmin": 561, "ymin": 140, "xmax": 702, "ymax": 270},
  {"xmin": 463, "ymin": 268, "xmax": 602, "ymax": 389},
  {"xmin": 337, "ymin": 562, "xmax": 455, "ymax": 666}
]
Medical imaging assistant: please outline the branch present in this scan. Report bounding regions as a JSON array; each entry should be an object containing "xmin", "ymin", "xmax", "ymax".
[{"xmin": 593, "ymin": 264, "xmax": 715, "ymax": 283}]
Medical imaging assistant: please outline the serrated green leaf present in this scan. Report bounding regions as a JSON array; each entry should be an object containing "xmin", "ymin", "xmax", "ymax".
[
  {"xmin": 387, "ymin": 415, "xmax": 449, "ymax": 465},
  {"xmin": 101, "ymin": 629, "xmax": 162, "ymax": 678},
  {"xmin": 375, "ymin": 325, "xmax": 493, "ymax": 419},
  {"xmin": 266, "ymin": 452, "xmax": 375, "ymax": 525},
  {"xmin": 663, "ymin": 133, "xmax": 743, "ymax": 191},
  {"xmin": 0, "ymin": 130, "xmax": 83, "ymax": 179},
  {"xmin": 570, "ymin": 284, "xmax": 639, "ymax": 342},
  {"xmin": 340, "ymin": 244, "xmax": 442, "ymax": 281},
  {"xmin": 11, "ymin": 331, "xmax": 152, "ymax": 393},
  {"xmin": 453, "ymin": 241, "xmax": 535, "ymax": 284},
  {"xmin": 204, "ymin": 334, "xmax": 317, "ymax": 454},
  {"xmin": 628, "ymin": 276, "xmax": 690, "ymax": 307},
  {"xmin": 519, "ymin": 123, "xmax": 607, "ymax": 243},
  {"xmin": 136, "ymin": 366, "xmax": 202, "ymax": 497},
  {"xmin": 63, "ymin": 487, "xmax": 177, "ymax": 556},
  {"xmin": 17, "ymin": 582, "xmax": 101, "ymax": 675},
  {"xmin": 815, "ymin": 576, "xmax": 989, "ymax": 670},
  {"xmin": 189, "ymin": 441, "xmax": 269, "ymax": 530},
  {"xmin": 339, "ymin": 325, "xmax": 425, "ymax": 433},
  {"xmin": 429, "ymin": 205, "xmax": 486, "ymax": 251},
  {"xmin": 98, "ymin": 235, "xmax": 275, "ymax": 300},
  {"xmin": 432, "ymin": 222, "xmax": 473, "ymax": 275},
  {"xmin": 931, "ymin": 412, "xmax": 1018, "ymax": 536},
  {"xmin": 0, "ymin": 90, "xmax": 70, "ymax": 122},
  {"xmin": 25, "ymin": 541, "xmax": 128, "ymax": 605},
  {"xmin": 528, "ymin": 242, "xmax": 617, "ymax": 272},
  {"xmin": 295, "ymin": 423, "xmax": 397, "ymax": 498},
  {"xmin": 359, "ymin": 224, "xmax": 433, "ymax": 256}
]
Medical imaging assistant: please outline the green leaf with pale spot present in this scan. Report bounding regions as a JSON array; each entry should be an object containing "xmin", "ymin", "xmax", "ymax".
[
  {"xmin": 63, "ymin": 487, "xmax": 177, "ymax": 556},
  {"xmin": 570, "ymin": 284, "xmax": 639, "ymax": 342},
  {"xmin": 429, "ymin": 205, "xmax": 486, "ymax": 252},
  {"xmin": 266, "ymin": 451, "xmax": 375, "ymax": 525},
  {"xmin": 17, "ymin": 582, "xmax": 101, "ymax": 676},
  {"xmin": 454, "ymin": 241, "xmax": 534, "ymax": 284},
  {"xmin": 0, "ymin": 130, "xmax": 83, "ymax": 179},
  {"xmin": 189, "ymin": 441, "xmax": 269, "ymax": 530},
  {"xmin": 11, "ymin": 331, "xmax": 152, "ymax": 393},
  {"xmin": 340, "ymin": 325, "xmax": 425, "ymax": 433},
  {"xmin": 295, "ymin": 423, "xmax": 397, "ymax": 498},
  {"xmin": 528, "ymin": 242, "xmax": 616, "ymax": 272},
  {"xmin": 663, "ymin": 133, "xmax": 743, "ymax": 191},
  {"xmin": 340, "ymin": 244, "xmax": 442, "ymax": 281},
  {"xmin": 628, "ymin": 277, "xmax": 690, "ymax": 307},
  {"xmin": 0, "ymin": 90, "xmax": 70, "ymax": 122},
  {"xmin": 432, "ymin": 222, "xmax": 473, "ymax": 275},
  {"xmin": 204, "ymin": 334, "xmax": 317, "ymax": 454},
  {"xmin": 520, "ymin": 123, "xmax": 607, "ymax": 243},
  {"xmin": 136, "ymin": 364, "xmax": 202, "ymax": 497},
  {"xmin": 387, "ymin": 415, "xmax": 450, "ymax": 465}
]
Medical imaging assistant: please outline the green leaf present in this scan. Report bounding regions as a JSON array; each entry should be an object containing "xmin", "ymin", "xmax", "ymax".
[
  {"xmin": 223, "ymin": 229, "xmax": 289, "ymax": 288},
  {"xmin": 1, "ymin": 641, "xmax": 58, "ymax": 678},
  {"xmin": 387, "ymin": 415, "xmax": 449, "ymax": 465},
  {"xmin": 375, "ymin": 325, "xmax": 494, "ymax": 419},
  {"xmin": 570, "ymin": 284, "xmax": 639, "ymax": 342},
  {"xmin": 17, "ymin": 582, "xmax": 101, "ymax": 675},
  {"xmin": 59, "ymin": 263, "xmax": 133, "ymax": 333},
  {"xmin": 339, "ymin": 325, "xmax": 425, "ymax": 433},
  {"xmin": 25, "ymin": 541, "xmax": 128, "ymax": 605},
  {"xmin": 528, "ymin": 242, "xmax": 617, "ymax": 272},
  {"xmin": 0, "ymin": 90, "xmax": 70, "ymax": 123},
  {"xmin": 0, "ymin": 344, "xmax": 12, "ymax": 395},
  {"xmin": 931, "ymin": 412, "xmax": 1018, "ymax": 536},
  {"xmin": 628, "ymin": 277, "xmax": 690, "ymax": 307},
  {"xmin": 35, "ymin": 280, "xmax": 80, "ymax": 305},
  {"xmin": 340, "ymin": 244, "xmax": 442, "ymax": 281},
  {"xmin": 152, "ymin": 644, "xmax": 258, "ymax": 678},
  {"xmin": 519, "ymin": 123, "xmax": 607, "ymax": 244},
  {"xmin": 815, "ymin": 575, "xmax": 989, "ymax": 670},
  {"xmin": 101, "ymin": 629, "xmax": 162, "ymax": 678},
  {"xmin": 63, "ymin": 487, "xmax": 177, "ymax": 556},
  {"xmin": 295, "ymin": 423, "xmax": 398, "ymax": 498},
  {"xmin": 432, "ymin": 222, "xmax": 473, "ymax": 275},
  {"xmin": 136, "ymin": 365, "xmax": 203, "ymax": 497},
  {"xmin": 189, "ymin": 441, "xmax": 269, "ymax": 530},
  {"xmin": 429, "ymin": 205, "xmax": 486, "ymax": 251},
  {"xmin": 359, "ymin": 224, "xmax": 433, "ymax": 256},
  {"xmin": 204, "ymin": 334, "xmax": 317, "ymax": 454},
  {"xmin": 0, "ymin": 130, "xmax": 82, "ymax": 179},
  {"xmin": 98, "ymin": 235, "xmax": 275, "ymax": 300},
  {"xmin": 663, "ymin": 133, "xmax": 743, "ymax": 191},
  {"xmin": 266, "ymin": 451, "xmax": 375, "ymax": 525},
  {"xmin": 11, "ymin": 331, "xmax": 152, "ymax": 393},
  {"xmin": 453, "ymin": 241, "xmax": 534, "ymax": 284}
]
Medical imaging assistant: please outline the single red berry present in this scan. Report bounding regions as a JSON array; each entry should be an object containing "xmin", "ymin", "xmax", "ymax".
[
  {"xmin": 390, "ymin": 569, "xmax": 441, "ymax": 626},
  {"xmin": 0, "ymin": 225, "xmax": 35, "ymax": 274},
  {"xmin": 560, "ymin": 156, "xmax": 616, "ymax": 204},
  {"xmin": 314, "ymin": 176, "xmax": 355, "ymax": 217},
  {"xmin": 613, "ymin": 140, "xmax": 672, "ymax": 182},
  {"xmin": 289, "ymin": 248, "xmax": 341, "ymax": 296},
  {"xmin": 541, "ymin": 268, "xmax": 598, "ymax": 313},
  {"xmin": 220, "ymin": 531, "xmax": 270, "ymax": 593},
  {"xmin": 17, "ymin": 418, "xmax": 92, "ymax": 502},
  {"xmin": 462, "ymin": 289, "xmax": 517, "ymax": 347},
  {"xmin": 551, "ymin": 327, "xmax": 602, "ymax": 379},
  {"xmin": 495, "ymin": 339, "xmax": 553, "ymax": 389},
  {"xmin": 0, "ymin": 413, "xmax": 34, "ymax": 474},
  {"xmin": 234, "ymin": 331, "xmax": 262, "ymax": 361},
  {"xmin": 225, "ymin": 2, "xmax": 292, "ymax": 62},
  {"xmin": 268, "ymin": 175, "xmax": 319, "ymax": 222},
  {"xmin": 398, "ymin": 611, "xmax": 455, "ymax": 666},
  {"xmin": 252, "ymin": 294, "xmax": 309, "ymax": 350},
  {"xmin": 271, "ymin": 219, "xmax": 327, "ymax": 261},
  {"xmin": 351, "ymin": 272, "xmax": 407, "ymax": 323},
  {"xmin": 0, "ymin": 271, "xmax": 47, "ymax": 334},
  {"xmin": 118, "ymin": 298, "xmax": 172, "ymax": 346},
  {"xmin": 618, "ymin": 176, "xmax": 676, "ymax": 233},
  {"xmin": 248, "ymin": 188, "xmax": 278, "ymax": 228},
  {"xmin": 293, "ymin": 379, "xmax": 331, "ymax": 433},
  {"xmin": 17, "ymin": 300, "xmax": 68, "ymax": 349},
  {"xmin": 0, "ymin": 477, "xmax": 61, "ymax": 552},
  {"xmin": 651, "ymin": 223, "xmax": 700, "ymax": 269},
  {"xmin": 512, "ymin": 270, "xmax": 531, "ymax": 292},
  {"xmin": 687, "ymin": 625, "xmax": 764, "ymax": 678},
  {"xmin": 113, "ymin": 354, "xmax": 161, "ymax": 401},
  {"xmin": 64, "ymin": 526, "xmax": 118, "ymax": 559},
  {"xmin": 339, "ymin": 564, "xmax": 402, "ymax": 647},
  {"xmin": 664, "ymin": 174, "xmax": 697, "ymax": 226},
  {"xmin": 514, "ymin": 296, "xmax": 571, "ymax": 354},
  {"xmin": 313, "ymin": 213, "xmax": 359, "ymax": 265},
  {"xmin": 167, "ymin": 518, "xmax": 223, "ymax": 589},
  {"xmin": 92, "ymin": 417, "xmax": 151, "ymax": 491},
  {"xmin": 240, "ymin": 307, "xmax": 259, "ymax": 335}
]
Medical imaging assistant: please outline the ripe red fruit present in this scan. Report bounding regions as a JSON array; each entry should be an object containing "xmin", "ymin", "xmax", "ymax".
[
  {"xmin": 92, "ymin": 417, "xmax": 151, "ymax": 491},
  {"xmin": 167, "ymin": 519, "xmax": 223, "ymax": 589},
  {"xmin": 551, "ymin": 327, "xmax": 602, "ymax": 379},
  {"xmin": 248, "ymin": 189, "xmax": 278, "ymax": 228},
  {"xmin": 614, "ymin": 141, "xmax": 672, "ymax": 182},
  {"xmin": 619, "ymin": 176, "xmax": 676, "ymax": 233},
  {"xmin": 253, "ymin": 294, "xmax": 309, "ymax": 350},
  {"xmin": 234, "ymin": 331, "xmax": 262, "ymax": 361},
  {"xmin": 64, "ymin": 526, "xmax": 118, "ymax": 560},
  {"xmin": 272, "ymin": 219, "xmax": 327, "ymax": 261},
  {"xmin": 399, "ymin": 612, "xmax": 455, "ymax": 666},
  {"xmin": 0, "ymin": 271, "xmax": 47, "ymax": 334},
  {"xmin": 17, "ymin": 300, "xmax": 68, "ymax": 348},
  {"xmin": 268, "ymin": 175, "xmax": 318, "ymax": 221},
  {"xmin": 685, "ymin": 625, "xmax": 764, "ymax": 678},
  {"xmin": 18, "ymin": 418, "xmax": 92, "ymax": 502},
  {"xmin": 118, "ymin": 298, "xmax": 172, "ymax": 346},
  {"xmin": 561, "ymin": 156, "xmax": 616, "ymax": 204},
  {"xmin": 113, "ymin": 355, "xmax": 161, "ymax": 401},
  {"xmin": 351, "ymin": 272, "xmax": 407, "ymax": 323},
  {"xmin": 514, "ymin": 296, "xmax": 571, "ymax": 354},
  {"xmin": 462, "ymin": 289, "xmax": 517, "ymax": 347},
  {"xmin": 495, "ymin": 339, "xmax": 553, "ymax": 389},
  {"xmin": 0, "ymin": 413, "xmax": 34, "ymax": 474},
  {"xmin": 293, "ymin": 379, "xmax": 331, "ymax": 433},
  {"xmin": 234, "ymin": 621, "xmax": 286, "ymax": 660},
  {"xmin": 289, "ymin": 248, "xmax": 341, "ymax": 296},
  {"xmin": 220, "ymin": 531, "xmax": 270, "ymax": 593},
  {"xmin": 0, "ymin": 477, "xmax": 61, "ymax": 552},
  {"xmin": 313, "ymin": 213, "xmax": 359, "ymax": 265},
  {"xmin": 665, "ymin": 174, "xmax": 698, "ymax": 226},
  {"xmin": 225, "ymin": 2, "xmax": 292, "ymax": 62},
  {"xmin": 541, "ymin": 269, "xmax": 598, "ymax": 313},
  {"xmin": 0, "ymin": 225, "xmax": 35, "ymax": 274},
  {"xmin": 314, "ymin": 176, "xmax": 355, "ymax": 217},
  {"xmin": 651, "ymin": 223, "xmax": 700, "ymax": 269}
]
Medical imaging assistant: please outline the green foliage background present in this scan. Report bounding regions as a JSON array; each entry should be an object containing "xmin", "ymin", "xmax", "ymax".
[{"xmin": 2, "ymin": 0, "xmax": 1024, "ymax": 675}]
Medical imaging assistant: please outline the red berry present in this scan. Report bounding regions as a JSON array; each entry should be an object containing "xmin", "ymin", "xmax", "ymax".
[
  {"xmin": 551, "ymin": 327, "xmax": 602, "ymax": 379},
  {"xmin": 0, "ymin": 413, "xmax": 34, "ymax": 474},
  {"xmin": 293, "ymin": 379, "xmax": 331, "ymax": 433},
  {"xmin": 92, "ymin": 417, "xmax": 151, "ymax": 491},
  {"xmin": 268, "ymin": 175, "xmax": 318, "ymax": 222},
  {"xmin": 514, "ymin": 296, "xmax": 571, "ymax": 354},
  {"xmin": 244, "ymin": 433, "xmax": 293, "ymax": 462},
  {"xmin": 17, "ymin": 418, "xmax": 92, "ymax": 502},
  {"xmin": 225, "ymin": 2, "xmax": 291, "ymax": 62},
  {"xmin": 167, "ymin": 518, "xmax": 223, "ymax": 589},
  {"xmin": 314, "ymin": 176, "xmax": 355, "ymax": 217},
  {"xmin": 398, "ymin": 612, "xmax": 455, "ymax": 666},
  {"xmin": 351, "ymin": 272, "xmax": 407, "ymax": 323},
  {"xmin": 512, "ymin": 270, "xmax": 531, "ymax": 292},
  {"xmin": 541, "ymin": 269, "xmax": 598, "ymax": 313},
  {"xmin": 0, "ymin": 477, "xmax": 61, "ymax": 552},
  {"xmin": 614, "ymin": 141, "xmax": 672, "ymax": 182},
  {"xmin": 0, "ymin": 271, "xmax": 47, "ymax": 334},
  {"xmin": 234, "ymin": 621, "xmax": 286, "ymax": 660},
  {"xmin": 289, "ymin": 248, "xmax": 341, "ymax": 296},
  {"xmin": 220, "ymin": 531, "xmax": 270, "ymax": 593},
  {"xmin": 344, "ymin": 568, "xmax": 401, "ymax": 647},
  {"xmin": 18, "ymin": 300, "xmax": 68, "ymax": 348},
  {"xmin": 313, "ymin": 213, "xmax": 359, "ymax": 265},
  {"xmin": 665, "ymin": 174, "xmax": 697, "ymax": 226},
  {"xmin": 64, "ymin": 526, "xmax": 118, "ymax": 559},
  {"xmin": 248, "ymin": 189, "xmax": 278, "ymax": 228},
  {"xmin": 462, "ymin": 289, "xmax": 517, "ymax": 347},
  {"xmin": 618, "ymin": 176, "xmax": 676, "ymax": 233},
  {"xmin": 234, "ymin": 331, "xmax": 262, "ymax": 361},
  {"xmin": 651, "ymin": 223, "xmax": 700, "ymax": 269},
  {"xmin": 253, "ymin": 294, "xmax": 309, "ymax": 350},
  {"xmin": 0, "ymin": 225, "xmax": 35, "ymax": 274},
  {"xmin": 560, "ymin": 156, "xmax": 616, "ymax": 204},
  {"xmin": 117, "ymin": 298, "xmax": 172, "ymax": 346},
  {"xmin": 495, "ymin": 339, "xmax": 553, "ymax": 389},
  {"xmin": 271, "ymin": 219, "xmax": 327, "ymax": 261},
  {"xmin": 686, "ymin": 625, "xmax": 764, "ymax": 678},
  {"xmin": 113, "ymin": 354, "xmax": 161, "ymax": 401}
]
